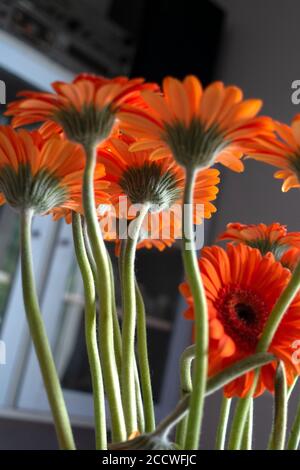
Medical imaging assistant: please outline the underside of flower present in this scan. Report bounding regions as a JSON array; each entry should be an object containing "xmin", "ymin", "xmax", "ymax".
[
  {"xmin": 163, "ymin": 118, "xmax": 228, "ymax": 169},
  {"xmin": 215, "ymin": 285, "xmax": 269, "ymax": 353},
  {"xmin": 119, "ymin": 162, "xmax": 180, "ymax": 211},
  {"xmin": 0, "ymin": 164, "xmax": 68, "ymax": 213},
  {"xmin": 246, "ymin": 239, "xmax": 287, "ymax": 259},
  {"xmin": 55, "ymin": 104, "xmax": 115, "ymax": 146}
]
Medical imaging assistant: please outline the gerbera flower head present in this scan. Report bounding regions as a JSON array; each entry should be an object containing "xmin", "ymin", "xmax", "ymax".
[
  {"xmin": 119, "ymin": 76, "xmax": 273, "ymax": 171},
  {"xmin": 247, "ymin": 115, "xmax": 300, "ymax": 191},
  {"xmin": 97, "ymin": 134, "xmax": 220, "ymax": 247},
  {"xmin": 0, "ymin": 126, "xmax": 107, "ymax": 215},
  {"xmin": 180, "ymin": 244, "xmax": 300, "ymax": 397},
  {"xmin": 5, "ymin": 74, "xmax": 158, "ymax": 147},
  {"xmin": 219, "ymin": 222, "xmax": 300, "ymax": 260}
]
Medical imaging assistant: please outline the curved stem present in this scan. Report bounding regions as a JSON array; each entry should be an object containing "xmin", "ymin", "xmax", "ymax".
[
  {"xmin": 82, "ymin": 142, "xmax": 126, "ymax": 442},
  {"xmin": 182, "ymin": 167, "xmax": 208, "ymax": 450},
  {"xmin": 215, "ymin": 397, "xmax": 232, "ymax": 450},
  {"xmin": 175, "ymin": 345, "xmax": 195, "ymax": 448},
  {"xmin": 135, "ymin": 279, "xmax": 155, "ymax": 433},
  {"xmin": 121, "ymin": 204, "xmax": 149, "ymax": 435},
  {"xmin": 241, "ymin": 399, "xmax": 253, "ymax": 450},
  {"xmin": 269, "ymin": 362, "xmax": 287, "ymax": 450},
  {"xmin": 20, "ymin": 209, "xmax": 75, "ymax": 450},
  {"xmin": 72, "ymin": 212, "xmax": 107, "ymax": 449}
]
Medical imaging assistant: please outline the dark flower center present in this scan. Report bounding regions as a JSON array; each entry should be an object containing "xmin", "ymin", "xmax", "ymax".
[
  {"xmin": 120, "ymin": 162, "xmax": 180, "ymax": 211},
  {"xmin": 215, "ymin": 285, "xmax": 269, "ymax": 352},
  {"xmin": 55, "ymin": 104, "xmax": 115, "ymax": 146},
  {"xmin": 163, "ymin": 118, "xmax": 227, "ymax": 169},
  {"xmin": 0, "ymin": 164, "xmax": 68, "ymax": 214}
]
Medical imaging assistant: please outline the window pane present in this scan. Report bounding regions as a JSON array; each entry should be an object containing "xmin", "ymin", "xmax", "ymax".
[{"xmin": 0, "ymin": 206, "xmax": 20, "ymax": 331}]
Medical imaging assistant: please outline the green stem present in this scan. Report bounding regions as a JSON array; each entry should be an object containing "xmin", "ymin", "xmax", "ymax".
[
  {"xmin": 72, "ymin": 212, "xmax": 107, "ymax": 449},
  {"xmin": 121, "ymin": 204, "xmax": 149, "ymax": 435},
  {"xmin": 287, "ymin": 396, "xmax": 300, "ymax": 449},
  {"xmin": 20, "ymin": 209, "xmax": 75, "ymax": 450},
  {"xmin": 107, "ymin": 252, "xmax": 122, "ymax": 374},
  {"xmin": 135, "ymin": 279, "xmax": 155, "ymax": 433},
  {"xmin": 269, "ymin": 362, "xmax": 287, "ymax": 450},
  {"xmin": 229, "ymin": 260, "xmax": 300, "ymax": 450},
  {"xmin": 182, "ymin": 167, "xmax": 208, "ymax": 450},
  {"xmin": 118, "ymin": 242, "xmax": 146, "ymax": 433},
  {"xmin": 215, "ymin": 397, "xmax": 232, "ymax": 450},
  {"xmin": 241, "ymin": 399, "xmax": 253, "ymax": 450},
  {"xmin": 175, "ymin": 345, "xmax": 195, "ymax": 448},
  {"xmin": 82, "ymin": 142, "xmax": 126, "ymax": 442}
]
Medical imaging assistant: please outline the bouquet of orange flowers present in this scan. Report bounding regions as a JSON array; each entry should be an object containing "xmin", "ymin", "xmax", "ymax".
[{"xmin": 1, "ymin": 73, "xmax": 300, "ymax": 450}]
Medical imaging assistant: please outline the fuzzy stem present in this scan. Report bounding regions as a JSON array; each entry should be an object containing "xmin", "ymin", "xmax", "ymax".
[
  {"xmin": 241, "ymin": 399, "xmax": 253, "ymax": 450},
  {"xmin": 182, "ymin": 167, "xmax": 208, "ymax": 450},
  {"xmin": 269, "ymin": 362, "xmax": 287, "ymax": 450},
  {"xmin": 82, "ymin": 142, "xmax": 126, "ymax": 442},
  {"xmin": 175, "ymin": 345, "xmax": 195, "ymax": 448},
  {"xmin": 135, "ymin": 279, "xmax": 155, "ymax": 432},
  {"xmin": 121, "ymin": 204, "xmax": 149, "ymax": 435},
  {"xmin": 20, "ymin": 209, "xmax": 75, "ymax": 450},
  {"xmin": 72, "ymin": 212, "xmax": 107, "ymax": 449},
  {"xmin": 215, "ymin": 397, "xmax": 232, "ymax": 450}
]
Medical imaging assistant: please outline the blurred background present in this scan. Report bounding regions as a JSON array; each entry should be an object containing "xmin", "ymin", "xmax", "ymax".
[{"xmin": 0, "ymin": 0, "xmax": 299, "ymax": 449}]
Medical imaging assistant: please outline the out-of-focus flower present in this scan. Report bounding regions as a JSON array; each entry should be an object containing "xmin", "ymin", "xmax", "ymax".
[
  {"xmin": 219, "ymin": 222, "xmax": 300, "ymax": 261},
  {"xmin": 247, "ymin": 115, "xmax": 300, "ymax": 191},
  {"xmin": 119, "ymin": 75, "xmax": 273, "ymax": 171},
  {"xmin": 180, "ymin": 243, "xmax": 300, "ymax": 397}
]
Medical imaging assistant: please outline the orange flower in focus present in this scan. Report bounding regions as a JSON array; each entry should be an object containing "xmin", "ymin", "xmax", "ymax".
[
  {"xmin": 0, "ymin": 126, "xmax": 108, "ymax": 216},
  {"xmin": 180, "ymin": 244, "xmax": 300, "ymax": 397},
  {"xmin": 119, "ymin": 76, "xmax": 273, "ymax": 171},
  {"xmin": 6, "ymin": 74, "xmax": 158, "ymax": 145},
  {"xmin": 97, "ymin": 135, "xmax": 220, "ymax": 250},
  {"xmin": 219, "ymin": 222, "xmax": 300, "ymax": 262},
  {"xmin": 248, "ymin": 115, "xmax": 300, "ymax": 191}
]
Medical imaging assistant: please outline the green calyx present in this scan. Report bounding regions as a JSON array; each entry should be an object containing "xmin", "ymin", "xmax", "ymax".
[
  {"xmin": 55, "ymin": 104, "xmax": 115, "ymax": 146},
  {"xmin": 120, "ymin": 162, "xmax": 180, "ymax": 212},
  {"xmin": 0, "ymin": 163, "xmax": 68, "ymax": 214},
  {"xmin": 247, "ymin": 239, "xmax": 288, "ymax": 260},
  {"xmin": 163, "ymin": 118, "xmax": 227, "ymax": 169}
]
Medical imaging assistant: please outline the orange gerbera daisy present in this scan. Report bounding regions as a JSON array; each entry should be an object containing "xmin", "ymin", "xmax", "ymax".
[
  {"xmin": 219, "ymin": 222, "xmax": 300, "ymax": 261},
  {"xmin": 248, "ymin": 115, "xmax": 300, "ymax": 191},
  {"xmin": 118, "ymin": 76, "xmax": 273, "ymax": 171},
  {"xmin": 5, "ymin": 73, "xmax": 158, "ymax": 146},
  {"xmin": 0, "ymin": 126, "xmax": 108, "ymax": 215},
  {"xmin": 97, "ymin": 134, "xmax": 220, "ymax": 248},
  {"xmin": 180, "ymin": 244, "xmax": 300, "ymax": 397}
]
